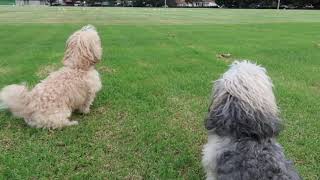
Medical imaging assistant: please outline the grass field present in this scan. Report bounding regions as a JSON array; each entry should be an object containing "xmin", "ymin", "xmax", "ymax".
[
  {"xmin": 0, "ymin": 0, "xmax": 14, "ymax": 5},
  {"xmin": 0, "ymin": 6, "xmax": 319, "ymax": 179}
]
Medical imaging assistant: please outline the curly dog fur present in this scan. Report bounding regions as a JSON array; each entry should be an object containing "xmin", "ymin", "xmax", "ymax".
[
  {"xmin": 0, "ymin": 25, "xmax": 102, "ymax": 129},
  {"xmin": 202, "ymin": 61, "xmax": 300, "ymax": 180}
]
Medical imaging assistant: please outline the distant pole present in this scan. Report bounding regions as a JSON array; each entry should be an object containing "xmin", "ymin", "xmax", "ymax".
[
  {"xmin": 165, "ymin": 0, "xmax": 167, "ymax": 7},
  {"xmin": 277, "ymin": 0, "xmax": 280, "ymax": 9}
]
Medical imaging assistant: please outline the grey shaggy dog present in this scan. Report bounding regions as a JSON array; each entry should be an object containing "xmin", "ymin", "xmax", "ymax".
[{"xmin": 202, "ymin": 61, "xmax": 301, "ymax": 180}]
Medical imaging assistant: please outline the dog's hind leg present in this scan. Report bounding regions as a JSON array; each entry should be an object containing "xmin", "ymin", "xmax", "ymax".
[
  {"xmin": 51, "ymin": 110, "xmax": 79, "ymax": 129},
  {"xmin": 60, "ymin": 119, "xmax": 78, "ymax": 127},
  {"xmin": 49, "ymin": 118, "xmax": 79, "ymax": 129},
  {"xmin": 30, "ymin": 110, "xmax": 78, "ymax": 129}
]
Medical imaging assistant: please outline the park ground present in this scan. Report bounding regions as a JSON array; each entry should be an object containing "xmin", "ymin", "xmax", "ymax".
[{"xmin": 0, "ymin": 6, "xmax": 319, "ymax": 179}]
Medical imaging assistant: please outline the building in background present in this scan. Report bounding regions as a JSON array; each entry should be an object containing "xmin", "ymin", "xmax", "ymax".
[
  {"xmin": 175, "ymin": 0, "xmax": 219, "ymax": 7},
  {"xmin": 15, "ymin": 0, "xmax": 46, "ymax": 5}
]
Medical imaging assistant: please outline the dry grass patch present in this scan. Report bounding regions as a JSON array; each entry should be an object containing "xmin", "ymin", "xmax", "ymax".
[
  {"xmin": 0, "ymin": 137, "xmax": 14, "ymax": 151},
  {"xmin": 137, "ymin": 61, "xmax": 152, "ymax": 68},
  {"xmin": 312, "ymin": 41, "xmax": 320, "ymax": 48},
  {"xmin": 93, "ymin": 104, "xmax": 111, "ymax": 115},
  {"xmin": 167, "ymin": 96, "xmax": 206, "ymax": 133},
  {"xmin": 310, "ymin": 82, "xmax": 320, "ymax": 94},
  {"xmin": 0, "ymin": 67, "xmax": 10, "ymax": 75},
  {"xmin": 97, "ymin": 65, "xmax": 116, "ymax": 74},
  {"xmin": 36, "ymin": 63, "xmax": 60, "ymax": 79},
  {"xmin": 124, "ymin": 174, "xmax": 143, "ymax": 180}
]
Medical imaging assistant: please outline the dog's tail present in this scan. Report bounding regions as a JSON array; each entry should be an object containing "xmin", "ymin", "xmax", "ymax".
[{"xmin": 0, "ymin": 84, "xmax": 30, "ymax": 118}]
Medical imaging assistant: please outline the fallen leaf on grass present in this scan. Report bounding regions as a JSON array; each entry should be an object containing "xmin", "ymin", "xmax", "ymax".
[
  {"xmin": 217, "ymin": 53, "xmax": 232, "ymax": 58},
  {"xmin": 216, "ymin": 53, "xmax": 233, "ymax": 63}
]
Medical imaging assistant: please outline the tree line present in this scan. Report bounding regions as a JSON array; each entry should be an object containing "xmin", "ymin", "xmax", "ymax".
[
  {"xmin": 216, "ymin": 0, "xmax": 319, "ymax": 8},
  {"xmin": 49, "ymin": 0, "xmax": 320, "ymax": 8}
]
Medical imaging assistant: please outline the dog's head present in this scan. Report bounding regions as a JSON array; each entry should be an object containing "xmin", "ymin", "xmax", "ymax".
[
  {"xmin": 63, "ymin": 25, "xmax": 102, "ymax": 70},
  {"xmin": 205, "ymin": 61, "xmax": 282, "ymax": 140}
]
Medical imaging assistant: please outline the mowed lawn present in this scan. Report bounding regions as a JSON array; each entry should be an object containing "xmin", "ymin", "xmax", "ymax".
[{"xmin": 0, "ymin": 6, "xmax": 319, "ymax": 179}]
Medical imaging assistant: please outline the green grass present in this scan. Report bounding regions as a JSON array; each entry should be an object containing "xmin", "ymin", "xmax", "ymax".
[
  {"xmin": 0, "ymin": 0, "xmax": 14, "ymax": 5},
  {"xmin": 0, "ymin": 6, "xmax": 319, "ymax": 179}
]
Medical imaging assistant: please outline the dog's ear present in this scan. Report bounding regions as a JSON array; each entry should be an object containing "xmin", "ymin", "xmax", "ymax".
[
  {"xmin": 76, "ymin": 30, "xmax": 102, "ymax": 66},
  {"xmin": 205, "ymin": 112, "xmax": 218, "ymax": 131},
  {"xmin": 205, "ymin": 93, "xmax": 282, "ymax": 140},
  {"xmin": 205, "ymin": 96, "xmax": 217, "ymax": 130},
  {"xmin": 82, "ymin": 30, "xmax": 102, "ymax": 65},
  {"xmin": 63, "ymin": 28, "xmax": 102, "ymax": 69},
  {"xmin": 205, "ymin": 81, "xmax": 227, "ymax": 131}
]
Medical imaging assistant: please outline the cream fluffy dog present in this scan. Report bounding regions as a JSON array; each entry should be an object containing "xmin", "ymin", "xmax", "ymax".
[{"xmin": 0, "ymin": 25, "xmax": 102, "ymax": 129}]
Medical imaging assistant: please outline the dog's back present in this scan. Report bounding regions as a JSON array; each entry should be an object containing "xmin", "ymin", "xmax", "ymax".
[
  {"xmin": 29, "ymin": 67, "xmax": 89, "ymax": 111},
  {"xmin": 215, "ymin": 139, "xmax": 300, "ymax": 180}
]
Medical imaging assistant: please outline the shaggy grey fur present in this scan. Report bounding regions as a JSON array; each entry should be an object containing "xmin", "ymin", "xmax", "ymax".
[
  {"xmin": 205, "ymin": 95, "xmax": 282, "ymax": 140},
  {"xmin": 215, "ymin": 139, "xmax": 300, "ymax": 180},
  {"xmin": 203, "ymin": 61, "xmax": 300, "ymax": 180}
]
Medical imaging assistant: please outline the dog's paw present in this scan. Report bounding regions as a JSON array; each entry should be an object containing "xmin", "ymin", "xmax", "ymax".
[
  {"xmin": 79, "ymin": 107, "xmax": 90, "ymax": 114},
  {"xmin": 80, "ymin": 108, "xmax": 90, "ymax": 114},
  {"xmin": 68, "ymin": 121, "xmax": 79, "ymax": 126}
]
